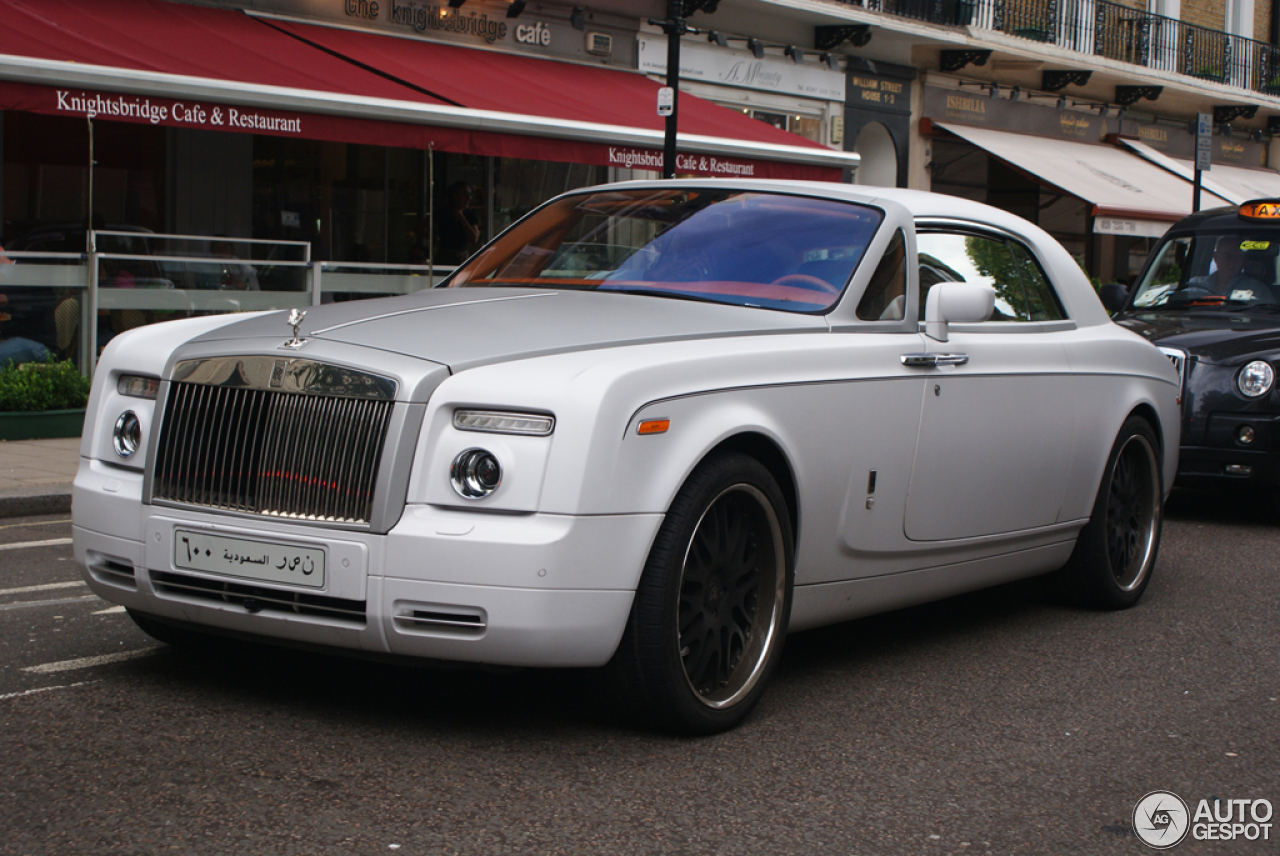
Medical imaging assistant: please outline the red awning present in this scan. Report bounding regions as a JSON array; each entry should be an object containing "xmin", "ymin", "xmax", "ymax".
[
  {"xmin": 265, "ymin": 18, "xmax": 828, "ymax": 152},
  {"xmin": 0, "ymin": 0, "xmax": 853, "ymax": 179},
  {"xmin": 0, "ymin": 0, "xmax": 432, "ymax": 102}
]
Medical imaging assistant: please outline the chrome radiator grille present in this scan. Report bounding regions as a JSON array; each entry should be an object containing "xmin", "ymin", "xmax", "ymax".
[{"xmin": 152, "ymin": 357, "xmax": 397, "ymax": 524}]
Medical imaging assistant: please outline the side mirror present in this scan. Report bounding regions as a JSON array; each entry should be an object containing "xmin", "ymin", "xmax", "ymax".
[
  {"xmin": 924, "ymin": 282, "xmax": 995, "ymax": 341},
  {"xmin": 1099, "ymin": 282, "xmax": 1129, "ymax": 314}
]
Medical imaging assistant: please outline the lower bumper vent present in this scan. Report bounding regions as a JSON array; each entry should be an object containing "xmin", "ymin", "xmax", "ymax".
[
  {"xmin": 393, "ymin": 603, "xmax": 487, "ymax": 637},
  {"xmin": 152, "ymin": 570, "xmax": 366, "ymax": 626},
  {"xmin": 86, "ymin": 552, "xmax": 138, "ymax": 590}
]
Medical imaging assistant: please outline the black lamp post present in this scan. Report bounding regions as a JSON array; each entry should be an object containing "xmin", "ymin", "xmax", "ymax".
[{"xmin": 650, "ymin": 1, "xmax": 718, "ymax": 179}]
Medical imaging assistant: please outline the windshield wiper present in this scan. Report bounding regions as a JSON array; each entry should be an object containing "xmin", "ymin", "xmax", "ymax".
[{"xmin": 599, "ymin": 287, "xmax": 713, "ymax": 304}]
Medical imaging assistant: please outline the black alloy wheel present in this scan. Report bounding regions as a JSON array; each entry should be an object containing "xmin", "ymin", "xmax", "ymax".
[
  {"xmin": 609, "ymin": 452, "xmax": 794, "ymax": 734},
  {"xmin": 1106, "ymin": 433, "xmax": 1161, "ymax": 592},
  {"xmin": 1055, "ymin": 415, "xmax": 1163, "ymax": 609}
]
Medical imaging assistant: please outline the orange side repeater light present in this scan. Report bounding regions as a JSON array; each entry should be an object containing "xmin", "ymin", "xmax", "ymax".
[{"xmin": 637, "ymin": 419, "xmax": 670, "ymax": 435}]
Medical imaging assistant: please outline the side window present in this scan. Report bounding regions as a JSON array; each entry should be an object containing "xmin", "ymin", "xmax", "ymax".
[
  {"xmin": 1008, "ymin": 242, "xmax": 1065, "ymax": 320},
  {"xmin": 915, "ymin": 231, "xmax": 1064, "ymax": 322},
  {"xmin": 856, "ymin": 229, "xmax": 906, "ymax": 321}
]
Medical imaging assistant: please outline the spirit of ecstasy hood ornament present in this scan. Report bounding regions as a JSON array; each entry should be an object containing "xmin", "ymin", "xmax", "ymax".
[{"xmin": 283, "ymin": 308, "xmax": 308, "ymax": 349}]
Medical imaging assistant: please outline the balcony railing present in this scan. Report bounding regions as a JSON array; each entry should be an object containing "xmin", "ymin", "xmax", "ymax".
[{"xmin": 837, "ymin": 0, "xmax": 1280, "ymax": 96}]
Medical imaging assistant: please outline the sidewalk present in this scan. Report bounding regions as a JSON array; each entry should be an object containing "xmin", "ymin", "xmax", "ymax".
[{"xmin": 0, "ymin": 436, "xmax": 79, "ymax": 517}]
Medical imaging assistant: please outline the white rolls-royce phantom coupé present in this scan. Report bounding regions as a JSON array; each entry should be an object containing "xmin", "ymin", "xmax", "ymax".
[{"xmin": 73, "ymin": 180, "xmax": 1180, "ymax": 734}]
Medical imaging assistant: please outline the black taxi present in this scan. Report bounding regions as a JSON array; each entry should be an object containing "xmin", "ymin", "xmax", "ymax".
[{"xmin": 1109, "ymin": 199, "xmax": 1280, "ymax": 511}]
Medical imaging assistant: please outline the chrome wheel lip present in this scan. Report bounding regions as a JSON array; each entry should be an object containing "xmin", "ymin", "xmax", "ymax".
[
  {"xmin": 1108, "ymin": 433, "xmax": 1161, "ymax": 592},
  {"xmin": 677, "ymin": 483, "xmax": 786, "ymax": 710}
]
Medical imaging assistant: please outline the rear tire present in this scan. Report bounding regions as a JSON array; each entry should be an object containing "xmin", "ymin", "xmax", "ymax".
[
  {"xmin": 609, "ymin": 452, "xmax": 794, "ymax": 735},
  {"xmin": 1056, "ymin": 416, "xmax": 1163, "ymax": 609}
]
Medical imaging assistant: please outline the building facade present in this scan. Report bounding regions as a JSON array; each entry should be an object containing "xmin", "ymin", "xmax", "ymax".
[{"xmin": 3, "ymin": 0, "xmax": 1280, "ymax": 294}]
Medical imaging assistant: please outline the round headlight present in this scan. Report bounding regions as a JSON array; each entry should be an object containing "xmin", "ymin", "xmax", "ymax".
[
  {"xmin": 113, "ymin": 410, "xmax": 142, "ymax": 459},
  {"xmin": 450, "ymin": 448, "xmax": 502, "ymax": 498},
  {"xmin": 1237, "ymin": 360, "xmax": 1275, "ymax": 398}
]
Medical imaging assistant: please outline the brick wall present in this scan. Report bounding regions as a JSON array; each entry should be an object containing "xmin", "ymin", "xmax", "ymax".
[
  {"xmin": 1254, "ymin": 0, "xmax": 1273, "ymax": 43},
  {"xmin": 1182, "ymin": 0, "xmax": 1227, "ymax": 32}
]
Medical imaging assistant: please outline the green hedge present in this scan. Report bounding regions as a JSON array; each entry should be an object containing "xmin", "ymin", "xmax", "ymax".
[{"xmin": 0, "ymin": 358, "xmax": 92, "ymax": 412}]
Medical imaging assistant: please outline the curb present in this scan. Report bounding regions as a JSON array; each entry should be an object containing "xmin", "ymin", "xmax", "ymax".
[{"xmin": 0, "ymin": 490, "xmax": 72, "ymax": 518}]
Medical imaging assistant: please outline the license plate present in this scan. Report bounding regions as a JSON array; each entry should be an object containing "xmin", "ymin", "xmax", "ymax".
[{"xmin": 174, "ymin": 530, "xmax": 326, "ymax": 589}]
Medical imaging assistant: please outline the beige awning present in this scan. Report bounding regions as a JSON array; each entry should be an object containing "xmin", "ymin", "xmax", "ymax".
[
  {"xmin": 936, "ymin": 123, "xmax": 1233, "ymax": 236},
  {"xmin": 1118, "ymin": 138, "xmax": 1280, "ymax": 205}
]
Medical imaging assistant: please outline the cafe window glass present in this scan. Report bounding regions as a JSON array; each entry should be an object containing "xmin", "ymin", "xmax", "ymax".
[{"xmin": 3, "ymin": 111, "xmax": 164, "ymax": 245}]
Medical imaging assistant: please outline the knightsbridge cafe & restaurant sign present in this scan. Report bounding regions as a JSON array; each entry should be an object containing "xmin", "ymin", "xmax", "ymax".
[{"xmin": 1, "ymin": 82, "xmax": 808, "ymax": 179}]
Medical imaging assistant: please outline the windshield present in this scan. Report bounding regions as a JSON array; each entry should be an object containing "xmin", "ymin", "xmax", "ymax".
[
  {"xmin": 1130, "ymin": 231, "xmax": 1280, "ymax": 310},
  {"xmin": 446, "ymin": 188, "xmax": 883, "ymax": 313}
]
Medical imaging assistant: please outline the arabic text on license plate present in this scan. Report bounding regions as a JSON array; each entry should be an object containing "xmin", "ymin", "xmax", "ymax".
[{"xmin": 174, "ymin": 530, "xmax": 326, "ymax": 588}]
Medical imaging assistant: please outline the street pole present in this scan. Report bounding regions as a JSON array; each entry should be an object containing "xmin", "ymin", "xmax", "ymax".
[
  {"xmin": 651, "ymin": 1, "xmax": 717, "ymax": 179},
  {"xmin": 1194, "ymin": 112, "xmax": 1212, "ymax": 213},
  {"xmin": 661, "ymin": 1, "xmax": 684, "ymax": 179}
]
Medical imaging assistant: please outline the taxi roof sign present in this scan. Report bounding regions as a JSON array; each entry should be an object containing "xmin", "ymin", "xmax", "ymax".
[{"xmin": 1238, "ymin": 199, "xmax": 1280, "ymax": 220}]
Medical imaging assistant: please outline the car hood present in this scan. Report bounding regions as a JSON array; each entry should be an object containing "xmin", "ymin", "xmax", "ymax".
[
  {"xmin": 1117, "ymin": 310, "xmax": 1280, "ymax": 363},
  {"xmin": 189, "ymin": 288, "xmax": 829, "ymax": 370}
]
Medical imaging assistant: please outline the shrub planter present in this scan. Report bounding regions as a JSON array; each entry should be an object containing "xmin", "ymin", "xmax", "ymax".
[{"xmin": 0, "ymin": 408, "xmax": 85, "ymax": 441}]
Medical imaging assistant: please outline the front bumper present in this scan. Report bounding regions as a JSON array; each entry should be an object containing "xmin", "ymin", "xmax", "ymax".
[
  {"xmin": 1175, "ymin": 410, "xmax": 1280, "ymax": 491},
  {"xmin": 73, "ymin": 459, "xmax": 662, "ymax": 668},
  {"xmin": 1175, "ymin": 446, "xmax": 1280, "ymax": 490}
]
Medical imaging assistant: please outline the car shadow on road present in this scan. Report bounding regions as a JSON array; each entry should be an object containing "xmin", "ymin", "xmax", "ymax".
[
  {"xmin": 1163, "ymin": 486, "xmax": 1276, "ymax": 527},
  {"xmin": 108, "ymin": 574, "xmax": 1067, "ymax": 738},
  {"xmin": 110, "ymin": 632, "xmax": 623, "ymax": 736}
]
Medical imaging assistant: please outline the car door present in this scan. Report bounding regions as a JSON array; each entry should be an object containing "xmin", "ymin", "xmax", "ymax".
[{"xmin": 903, "ymin": 227, "xmax": 1078, "ymax": 541}]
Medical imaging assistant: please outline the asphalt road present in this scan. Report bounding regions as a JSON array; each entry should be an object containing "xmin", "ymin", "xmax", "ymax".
[{"xmin": 0, "ymin": 493, "xmax": 1276, "ymax": 856}]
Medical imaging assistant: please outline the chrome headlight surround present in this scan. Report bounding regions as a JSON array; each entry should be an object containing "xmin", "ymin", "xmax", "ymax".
[
  {"xmin": 1237, "ymin": 360, "xmax": 1275, "ymax": 398},
  {"xmin": 112, "ymin": 410, "xmax": 142, "ymax": 459},
  {"xmin": 450, "ymin": 448, "xmax": 502, "ymax": 498}
]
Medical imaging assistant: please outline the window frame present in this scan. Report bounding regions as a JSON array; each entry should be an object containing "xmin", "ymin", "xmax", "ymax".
[{"xmin": 913, "ymin": 219, "xmax": 1072, "ymax": 330}]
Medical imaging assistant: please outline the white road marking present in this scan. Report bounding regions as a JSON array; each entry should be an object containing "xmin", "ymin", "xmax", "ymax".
[
  {"xmin": 22, "ymin": 649, "xmax": 158, "ymax": 674},
  {"xmin": 92, "ymin": 605, "xmax": 127, "ymax": 615},
  {"xmin": 0, "ymin": 680, "xmax": 101, "ymax": 701},
  {"xmin": 0, "ymin": 537, "xmax": 73, "ymax": 552},
  {"xmin": 0, "ymin": 580, "xmax": 85, "ymax": 596},
  {"xmin": 0, "ymin": 518, "xmax": 71, "ymax": 531},
  {"xmin": 0, "ymin": 596, "xmax": 99, "ymax": 612}
]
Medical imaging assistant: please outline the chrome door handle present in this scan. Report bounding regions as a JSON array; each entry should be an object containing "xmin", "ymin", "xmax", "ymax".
[{"xmin": 900, "ymin": 353, "xmax": 969, "ymax": 367}]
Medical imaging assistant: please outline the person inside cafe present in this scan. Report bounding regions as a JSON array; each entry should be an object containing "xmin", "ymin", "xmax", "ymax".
[
  {"xmin": 437, "ymin": 181, "xmax": 480, "ymax": 266},
  {"xmin": 0, "ymin": 245, "xmax": 56, "ymax": 366}
]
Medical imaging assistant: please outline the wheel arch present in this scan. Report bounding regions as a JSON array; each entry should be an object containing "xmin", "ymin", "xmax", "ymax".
[
  {"xmin": 703, "ymin": 431, "xmax": 801, "ymax": 551},
  {"xmin": 1127, "ymin": 402, "xmax": 1164, "ymax": 458}
]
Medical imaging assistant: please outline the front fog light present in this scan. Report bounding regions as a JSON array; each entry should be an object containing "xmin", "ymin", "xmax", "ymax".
[
  {"xmin": 113, "ymin": 411, "xmax": 142, "ymax": 458},
  {"xmin": 1237, "ymin": 360, "xmax": 1275, "ymax": 398},
  {"xmin": 451, "ymin": 449, "xmax": 502, "ymax": 498}
]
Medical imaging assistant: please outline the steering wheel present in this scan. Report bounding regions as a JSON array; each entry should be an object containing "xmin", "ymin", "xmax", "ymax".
[{"xmin": 770, "ymin": 273, "xmax": 840, "ymax": 294}]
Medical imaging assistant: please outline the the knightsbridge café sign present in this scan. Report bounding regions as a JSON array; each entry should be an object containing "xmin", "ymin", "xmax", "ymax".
[{"xmin": 343, "ymin": 0, "xmax": 511, "ymax": 42}]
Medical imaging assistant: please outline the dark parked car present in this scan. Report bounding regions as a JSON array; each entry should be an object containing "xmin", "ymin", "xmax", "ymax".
[{"xmin": 1110, "ymin": 199, "xmax": 1280, "ymax": 511}]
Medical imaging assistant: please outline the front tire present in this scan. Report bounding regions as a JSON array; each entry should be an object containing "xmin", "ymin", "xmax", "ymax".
[
  {"xmin": 610, "ymin": 452, "xmax": 794, "ymax": 735},
  {"xmin": 1057, "ymin": 415, "xmax": 1163, "ymax": 609}
]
